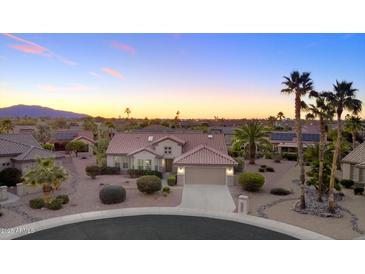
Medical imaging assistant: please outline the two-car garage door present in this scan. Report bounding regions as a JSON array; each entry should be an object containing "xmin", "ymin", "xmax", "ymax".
[{"xmin": 185, "ymin": 166, "xmax": 226, "ymax": 185}]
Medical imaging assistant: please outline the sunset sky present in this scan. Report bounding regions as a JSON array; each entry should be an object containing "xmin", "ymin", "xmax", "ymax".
[{"xmin": 0, "ymin": 33, "xmax": 364, "ymax": 119}]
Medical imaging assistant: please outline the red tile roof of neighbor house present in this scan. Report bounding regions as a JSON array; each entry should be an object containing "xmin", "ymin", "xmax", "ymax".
[
  {"xmin": 173, "ymin": 145, "xmax": 237, "ymax": 166},
  {"xmin": 342, "ymin": 142, "xmax": 365, "ymax": 164},
  {"xmin": 106, "ymin": 133, "xmax": 228, "ymax": 155}
]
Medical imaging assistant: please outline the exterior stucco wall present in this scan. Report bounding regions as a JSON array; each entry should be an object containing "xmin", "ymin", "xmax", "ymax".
[
  {"xmin": 0, "ymin": 156, "xmax": 13, "ymax": 171},
  {"xmin": 341, "ymin": 163, "xmax": 351, "ymax": 180},
  {"xmin": 131, "ymin": 151, "xmax": 160, "ymax": 171},
  {"xmin": 154, "ymin": 139, "xmax": 182, "ymax": 159},
  {"xmin": 107, "ymin": 155, "xmax": 130, "ymax": 169}
]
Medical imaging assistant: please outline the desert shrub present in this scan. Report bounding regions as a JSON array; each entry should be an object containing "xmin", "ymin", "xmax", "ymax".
[
  {"xmin": 340, "ymin": 179, "xmax": 354, "ymax": 189},
  {"xmin": 307, "ymin": 161, "xmax": 341, "ymax": 193},
  {"xmin": 56, "ymin": 194, "xmax": 69, "ymax": 204},
  {"xmin": 260, "ymin": 165, "xmax": 267, "ymax": 168},
  {"xmin": 29, "ymin": 198, "xmax": 45, "ymax": 209},
  {"xmin": 167, "ymin": 174, "xmax": 177, "ymax": 186},
  {"xmin": 0, "ymin": 167, "xmax": 22, "ymax": 187},
  {"xmin": 128, "ymin": 169, "xmax": 162, "ymax": 178},
  {"xmin": 85, "ymin": 165, "xmax": 101, "ymax": 179},
  {"xmin": 45, "ymin": 198, "xmax": 63, "ymax": 210},
  {"xmin": 258, "ymin": 167, "xmax": 265, "ymax": 172},
  {"xmin": 137, "ymin": 175, "xmax": 162, "ymax": 194},
  {"xmin": 266, "ymin": 167, "xmax": 275, "ymax": 172},
  {"xmin": 270, "ymin": 187, "xmax": 291, "ymax": 196},
  {"xmin": 162, "ymin": 186, "xmax": 170, "ymax": 193},
  {"xmin": 354, "ymin": 187, "xmax": 364, "ymax": 195},
  {"xmin": 282, "ymin": 153, "xmax": 298, "ymax": 161},
  {"xmin": 234, "ymin": 158, "xmax": 244, "ymax": 173},
  {"xmin": 99, "ymin": 185, "xmax": 126, "ymax": 204},
  {"xmin": 100, "ymin": 166, "xmax": 121, "ymax": 175},
  {"xmin": 238, "ymin": 172, "xmax": 265, "ymax": 192}
]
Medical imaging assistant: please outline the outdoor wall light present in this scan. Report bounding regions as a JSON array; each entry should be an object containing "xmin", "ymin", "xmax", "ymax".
[
  {"xmin": 177, "ymin": 167, "xmax": 185, "ymax": 175},
  {"xmin": 226, "ymin": 167, "xmax": 233, "ymax": 176}
]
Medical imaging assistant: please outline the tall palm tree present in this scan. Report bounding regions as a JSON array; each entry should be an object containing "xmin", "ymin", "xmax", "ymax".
[
  {"xmin": 281, "ymin": 71, "xmax": 315, "ymax": 209},
  {"xmin": 344, "ymin": 115, "xmax": 364, "ymax": 149},
  {"xmin": 232, "ymin": 120, "xmax": 269, "ymax": 165},
  {"xmin": 324, "ymin": 81, "xmax": 362, "ymax": 213},
  {"xmin": 124, "ymin": 107, "xmax": 131, "ymax": 119},
  {"xmin": 306, "ymin": 92, "xmax": 334, "ymax": 202},
  {"xmin": 277, "ymin": 112, "xmax": 285, "ymax": 121},
  {"xmin": 0, "ymin": 119, "xmax": 14, "ymax": 133},
  {"xmin": 22, "ymin": 158, "xmax": 68, "ymax": 201}
]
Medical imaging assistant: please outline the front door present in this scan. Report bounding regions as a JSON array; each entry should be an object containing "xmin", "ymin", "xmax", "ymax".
[{"xmin": 165, "ymin": 159, "xmax": 173, "ymax": 172}]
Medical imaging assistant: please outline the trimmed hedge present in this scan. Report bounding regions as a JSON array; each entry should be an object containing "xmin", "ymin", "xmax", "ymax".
[
  {"xmin": 340, "ymin": 179, "xmax": 355, "ymax": 189},
  {"xmin": 266, "ymin": 167, "xmax": 275, "ymax": 172},
  {"xmin": 99, "ymin": 185, "xmax": 126, "ymax": 204},
  {"xmin": 162, "ymin": 186, "xmax": 170, "ymax": 193},
  {"xmin": 128, "ymin": 169, "xmax": 162, "ymax": 179},
  {"xmin": 0, "ymin": 167, "xmax": 22, "ymax": 187},
  {"xmin": 100, "ymin": 166, "xmax": 121, "ymax": 175},
  {"xmin": 282, "ymin": 153, "xmax": 297, "ymax": 161},
  {"xmin": 136, "ymin": 175, "xmax": 162, "ymax": 194},
  {"xmin": 270, "ymin": 187, "xmax": 291, "ymax": 196},
  {"xmin": 354, "ymin": 187, "xmax": 364, "ymax": 195},
  {"xmin": 45, "ymin": 199, "xmax": 63, "ymax": 210},
  {"xmin": 29, "ymin": 198, "xmax": 45, "ymax": 209},
  {"xmin": 238, "ymin": 172, "xmax": 265, "ymax": 192},
  {"xmin": 167, "ymin": 174, "xmax": 177, "ymax": 186},
  {"xmin": 258, "ymin": 168, "xmax": 266, "ymax": 172},
  {"xmin": 85, "ymin": 165, "xmax": 101, "ymax": 179},
  {"xmin": 56, "ymin": 194, "xmax": 70, "ymax": 204}
]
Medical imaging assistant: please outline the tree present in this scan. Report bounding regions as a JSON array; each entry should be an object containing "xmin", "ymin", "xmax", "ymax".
[
  {"xmin": 42, "ymin": 143, "xmax": 55, "ymax": 151},
  {"xmin": 281, "ymin": 71, "xmax": 315, "ymax": 209},
  {"xmin": 305, "ymin": 92, "xmax": 334, "ymax": 201},
  {"xmin": 324, "ymin": 81, "xmax": 362, "ymax": 213},
  {"xmin": 124, "ymin": 107, "xmax": 131, "ymax": 119},
  {"xmin": 22, "ymin": 158, "xmax": 68, "ymax": 201},
  {"xmin": 344, "ymin": 115, "xmax": 364, "ymax": 149},
  {"xmin": 34, "ymin": 123, "xmax": 52, "ymax": 144},
  {"xmin": 174, "ymin": 111, "xmax": 181, "ymax": 128},
  {"xmin": 277, "ymin": 112, "xmax": 285, "ymax": 121},
  {"xmin": 52, "ymin": 118, "xmax": 68, "ymax": 129},
  {"xmin": 0, "ymin": 119, "xmax": 14, "ymax": 133},
  {"xmin": 82, "ymin": 118, "xmax": 97, "ymax": 132},
  {"xmin": 95, "ymin": 137, "xmax": 109, "ymax": 167},
  {"xmin": 305, "ymin": 113, "xmax": 315, "ymax": 120},
  {"xmin": 267, "ymin": 116, "xmax": 277, "ymax": 128},
  {"xmin": 65, "ymin": 140, "xmax": 86, "ymax": 157},
  {"xmin": 232, "ymin": 120, "xmax": 269, "ymax": 165}
]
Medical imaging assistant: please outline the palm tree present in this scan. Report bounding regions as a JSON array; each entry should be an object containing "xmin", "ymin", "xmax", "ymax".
[
  {"xmin": 345, "ymin": 115, "xmax": 364, "ymax": 149},
  {"xmin": 174, "ymin": 111, "xmax": 181, "ymax": 128},
  {"xmin": 306, "ymin": 92, "xmax": 334, "ymax": 202},
  {"xmin": 305, "ymin": 113, "xmax": 315, "ymax": 120},
  {"xmin": 232, "ymin": 120, "xmax": 269, "ymax": 165},
  {"xmin": 324, "ymin": 81, "xmax": 362, "ymax": 213},
  {"xmin": 0, "ymin": 119, "xmax": 14, "ymax": 133},
  {"xmin": 22, "ymin": 158, "xmax": 68, "ymax": 201},
  {"xmin": 281, "ymin": 71, "xmax": 315, "ymax": 209},
  {"xmin": 277, "ymin": 112, "xmax": 285, "ymax": 121},
  {"xmin": 267, "ymin": 116, "xmax": 277, "ymax": 128},
  {"xmin": 124, "ymin": 107, "xmax": 131, "ymax": 119}
]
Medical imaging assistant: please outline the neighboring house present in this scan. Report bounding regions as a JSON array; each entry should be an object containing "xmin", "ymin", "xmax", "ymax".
[
  {"xmin": 0, "ymin": 134, "xmax": 64, "ymax": 173},
  {"xmin": 341, "ymin": 142, "xmax": 365, "ymax": 185},
  {"xmin": 52, "ymin": 130, "xmax": 95, "ymax": 153},
  {"xmin": 106, "ymin": 133, "xmax": 237, "ymax": 185},
  {"xmin": 132, "ymin": 124, "xmax": 201, "ymax": 133},
  {"xmin": 270, "ymin": 131, "xmax": 321, "ymax": 153},
  {"xmin": 209, "ymin": 127, "xmax": 236, "ymax": 147},
  {"xmin": 12, "ymin": 125, "xmax": 36, "ymax": 135}
]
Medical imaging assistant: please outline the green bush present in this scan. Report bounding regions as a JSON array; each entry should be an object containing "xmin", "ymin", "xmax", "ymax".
[
  {"xmin": 258, "ymin": 167, "xmax": 265, "ymax": 172},
  {"xmin": 260, "ymin": 165, "xmax": 267, "ymax": 168},
  {"xmin": 137, "ymin": 175, "xmax": 162, "ymax": 194},
  {"xmin": 162, "ymin": 186, "xmax": 170, "ymax": 193},
  {"xmin": 282, "ymin": 153, "xmax": 297, "ymax": 161},
  {"xmin": 270, "ymin": 187, "xmax": 291, "ymax": 196},
  {"xmin": 128, "ymin": 169, "xmax": 162, "ymax": 178},
  {"xmin": 45, "ymin": 198, "xmax": 63, "ymax": 210},
  {"xmin": 238, "ymin": 172, "xmax": 265, "ymax": 192},
  {"xmin": 0, "ymin": 167, "xmax": 22, "ymax": 187},
  {"xmin": 234, "ymin": 158, "xmax": 244, "ymax": 173},
  {"xmin": 100, "ymin": 166, "xmax": 121, "ymax": 175},
  {"xmin": 167, "ymin": 174, "xmax": 177, "ymax": 186},
  {"xmin": 56, "ymin": 194, "xmax": 70, "ymax": 204},
  {"xmin": 85, "ymin": 165, "xmax": 101, "ymax": 179},
  {"xmin": 340, "ymin": 179, "xmax": 355, "ymax": 189},
  {"xmin": 99, "ymin": 185, "xmax": 126, "ymax": 204},
  {"xmin": 266, "ymin": 167, "xmax": 275, "ymax": 172},
  {"xmin": 29, "ymin": 198, "xmax": 45, "ymax": 209},
  {"xmin": 354, "ymin": 187, "xmax": 364, "ymax": 195}
]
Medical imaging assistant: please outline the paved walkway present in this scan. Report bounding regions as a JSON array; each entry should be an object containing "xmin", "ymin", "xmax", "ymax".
[{"xmin": 180, "ymin": 185, "xmax": 236, "ymax": 212}]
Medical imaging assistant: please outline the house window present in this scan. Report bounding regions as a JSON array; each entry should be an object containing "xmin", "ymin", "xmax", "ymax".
[
  {"xmin": 164, "ymin": 146, "xmax": 172, "ymax": 154},
  {"xmin": 145, "ymin": 160, "xmax": 152, "ymax": 170},
  {"xmin": 123, "ymin": 162, "xmax": 128, "ymax": 169},
  {"xmin": 114, "ymin": 161, "xmax": 120, "ymax": 168},
  {"xmin": 137, "ymin": 159, "xmax": 144, "ymax": 169}
]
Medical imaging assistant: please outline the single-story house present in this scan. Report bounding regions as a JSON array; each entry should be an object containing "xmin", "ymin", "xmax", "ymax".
[
  {"xmin": 341, "ymin": 142, "xmax": 365, "ymax": 185},
  {"xmin": 106, "ymin": 133, "xmax": 237, "ymax": 185},
  {"xmin": 270, "ymin": 131, "xmax": 321, "ymax": 153},
  {"xmin": 52, "ymin": 130, "xmax": 95, "ymax": 153},
  {"xmin": 0, "ymin": 134, "xmax": 64, "ymax": 173},
  {"xmin": 209, "ymin": 126, "xmax": 236, "ymax": 147}
]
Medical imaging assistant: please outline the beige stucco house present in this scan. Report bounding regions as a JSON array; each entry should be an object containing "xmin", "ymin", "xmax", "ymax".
[
  {"xmin": 341, "ymin": 142, "xmax": 365, "ymax": 185},
  {"xmin": 106, "ymin": 133, "xmax": 237, "ymax": 185}
]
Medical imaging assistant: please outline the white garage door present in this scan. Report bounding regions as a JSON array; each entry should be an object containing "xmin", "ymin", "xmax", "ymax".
[{"xmin": 185, "ymin": 166, "xmax": 226, "ymax": 185}]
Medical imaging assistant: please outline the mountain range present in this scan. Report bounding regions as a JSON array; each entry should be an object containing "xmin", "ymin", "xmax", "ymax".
[{"xmin": 0, "ymin": 105, "xmax": 89, "ymax": 119}]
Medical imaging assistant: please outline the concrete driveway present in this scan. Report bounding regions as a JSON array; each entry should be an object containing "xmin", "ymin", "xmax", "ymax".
[{"xmin": 180, "ymin": 184, "xmax": 236, "ymax": 213}]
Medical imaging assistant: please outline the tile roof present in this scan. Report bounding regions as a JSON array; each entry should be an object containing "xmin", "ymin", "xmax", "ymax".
[
  {"xmin": 53, "ymin": 130, "xmax": 94, "ymax": 141},
  {"xmin": 173, "ymin": 145, "xmax": 237, "ymax": 166},
  {"xmin": 342, "ymin": 142, "xmax": 365, "ymax": 164},
  {"xmin": 12, "ymin": 146, "xmax": 64, "ymax": 161},
  {"xmin": 106, "ymin": 133, "xmax": 227, "ymax": 155},
  {"xmin": 150, "ymin": 135, "xmax": 186, "ymax": 145},
  {"xmin": 0, "ymin": 134, "xmax": 40, "ymax": 147},
  {"xmin": 127, "ymin": 147, "xmax": 162, "ymax": 157}
]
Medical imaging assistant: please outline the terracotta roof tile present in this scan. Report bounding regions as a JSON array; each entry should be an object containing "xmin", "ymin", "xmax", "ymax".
[{"xmin": 342, "ymin": 142, "xmax": 365, "ymax": 164}]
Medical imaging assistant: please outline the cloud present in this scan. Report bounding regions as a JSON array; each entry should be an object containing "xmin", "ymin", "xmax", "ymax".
[
  {"xmin": 102, "ymin": 67, "xmax": 124, "ymax": 80},
  {"xmin": 2, "ymin": 33, "xmax": 78, "ymax": 66},
  {"xmin": 111, "ymin": 41, "xmax": 136, "ymax": 55}
]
